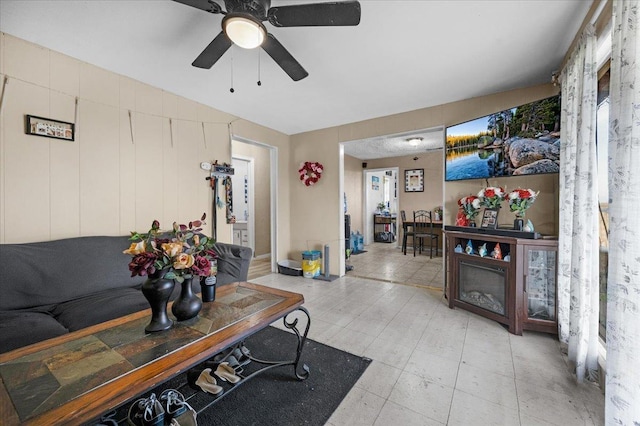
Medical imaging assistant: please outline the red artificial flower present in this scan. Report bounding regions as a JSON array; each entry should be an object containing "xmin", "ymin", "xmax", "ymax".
[
  {"xmin": 517, "ymin": 189, "xmax": 531, "ymax": 199},
  {"xmin": 191, "ymin": 255, "xmax": 211, "ymax": 276},
  {"xmin": 128, "ymin": 252, "xmax": 158, "ymax": 277}
]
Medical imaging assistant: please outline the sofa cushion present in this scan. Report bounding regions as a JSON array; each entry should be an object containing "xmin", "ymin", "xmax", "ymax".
[
  {"xmin": 212, "ymin": 243, "xmax": 252, "ymax": 286},
  {"xmin": 52, "ymin": 287, "xmax": 150, "ymax": 332},
  {"xmin": 0, "ymin": 236, "xmax": 143, "ymax": 310},
  {"xmin": 0, "ymin": 309, "xmax": 69, "ymax": 354}
]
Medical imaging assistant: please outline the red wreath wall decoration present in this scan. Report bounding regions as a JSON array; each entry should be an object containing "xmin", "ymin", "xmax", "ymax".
[{"xmin": 298, "ymin": 161, "xmax": 324, "ymax": 186}]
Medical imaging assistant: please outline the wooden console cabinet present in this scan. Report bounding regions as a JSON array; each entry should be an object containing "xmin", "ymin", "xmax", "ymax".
[{"xmin": 444, "ymin": 229, "xmax": 558, "ymax": 335}]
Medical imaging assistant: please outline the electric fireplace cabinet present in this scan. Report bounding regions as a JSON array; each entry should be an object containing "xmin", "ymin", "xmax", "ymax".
[{"xmin": 445, "ymin": 230, "xmax": 558, "ymax": 335}]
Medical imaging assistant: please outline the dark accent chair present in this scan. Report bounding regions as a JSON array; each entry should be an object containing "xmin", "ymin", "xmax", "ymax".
[
  {"xmin": 400, "ymin": 210, "xmax": 414, "ymax": 255},
  {"xmin": 413, "ymin": 210, "xmax": 439, "ymax": 258}
]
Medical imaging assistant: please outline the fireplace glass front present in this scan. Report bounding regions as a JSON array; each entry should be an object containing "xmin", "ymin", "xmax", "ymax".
[{"xmin": 458, "ymin": 261, "xmax": 506, "ymax": 316}]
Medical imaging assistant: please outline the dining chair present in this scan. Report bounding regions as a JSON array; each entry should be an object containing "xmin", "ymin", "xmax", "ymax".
[
  {"xmin": 400, "ymin": 210, "xmax": 414, "ymax": 255},
  {"xmin": 413, "ymin": 210, "xmax": 439, "ymax": 258}
]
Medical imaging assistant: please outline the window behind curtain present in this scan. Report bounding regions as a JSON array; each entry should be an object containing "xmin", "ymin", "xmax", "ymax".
[{"xmin": 596, "ymin": 66, "xmax": 609, "ymax": 342}]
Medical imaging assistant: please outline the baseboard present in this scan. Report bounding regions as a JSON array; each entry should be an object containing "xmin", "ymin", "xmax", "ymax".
[{"xmin": 254, "ymin": 253, "xmax": 271, "ymax": 260}]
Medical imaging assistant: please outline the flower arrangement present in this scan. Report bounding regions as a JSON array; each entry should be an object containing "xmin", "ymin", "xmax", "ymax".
[
  {"xmin": 458, "ymin": 195, "xmax": 481, "ymax": 220},
  {"xmin": 478, "ymin": 186, "xmax": 505, "ymax": 209},
  {"xmin": 123, "ymin": 213, "xmax": 218, "ymax": 283},
  {"xmin": 298, "ymin": 161, "xmax": 323, "ymax": 186},
  {"xmin": 507, "ymin": 188, "xmax": 539, "ymax": 217}
]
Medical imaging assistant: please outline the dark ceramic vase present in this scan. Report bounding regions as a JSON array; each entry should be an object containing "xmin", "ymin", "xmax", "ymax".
[
  {"xmin": 172, "ymin": 277, "xmax": 202, "ymax": 321},
  {"xmin": 514, "ymin": 218, "xmax": 524, "ymax": 231},
  {"xmin": 141, "ymin": 269, "xmax": 175, "ymax": 333},
  {"xmin": 200, "ymin": 275, "xmax": 217, "ymax": 303}
]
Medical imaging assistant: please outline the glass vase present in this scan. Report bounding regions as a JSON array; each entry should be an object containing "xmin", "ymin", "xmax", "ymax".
[{"xmin": 200, "ymin": 275, "xmax": 217, "ymax": 302}]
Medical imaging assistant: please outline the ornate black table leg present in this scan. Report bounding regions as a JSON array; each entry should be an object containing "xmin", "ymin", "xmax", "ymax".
[
  {"xmin": 194, "ymin": 307, "xmax": 312, "ymax": 414},
  {"xmin": 283, "ymin": 306, "xmax": 311, "ymax": 380},
  {"xmin": 238, "ymin": 307, "xmax": 311, "ymax": 381}
]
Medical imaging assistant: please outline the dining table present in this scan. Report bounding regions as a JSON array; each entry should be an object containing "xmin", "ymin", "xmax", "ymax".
[{"xmin": 401, "ymin": 218, "xmax": 444, "ymax": 255}]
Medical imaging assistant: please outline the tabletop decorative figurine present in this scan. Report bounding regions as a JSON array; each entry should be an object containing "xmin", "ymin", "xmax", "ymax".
[
  {"xmin": 465, "ymin": 239, "xmax": 474, "ymax": 255},
  {"xmin": 478, "ymin": 243, "xmax": 487, "ymax": 257},
  {"xmin": 493, "ymin": 243, "xmax": 502, "ymax": 260}
]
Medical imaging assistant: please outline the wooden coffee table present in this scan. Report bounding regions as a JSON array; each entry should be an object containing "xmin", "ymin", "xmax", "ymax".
[{"xmin": 0, "ymin": 282, "xmax": 308, "ymax": 425}]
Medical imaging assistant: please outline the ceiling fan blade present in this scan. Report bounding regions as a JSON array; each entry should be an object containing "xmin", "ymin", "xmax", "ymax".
[
  {"xmin": 261, "ymin": 34, "xmax": 308, "ymax": 81},
  {"xmin": 172, "ymin": 0, "xmax": 223, "ymax": 14},
  {"xmin": 192, "ymin": 31, "xmax": 232, "ymax": 69},
  {"xmin": 267, "ymin": 1, "xmax": 361, "ymax": 27}
]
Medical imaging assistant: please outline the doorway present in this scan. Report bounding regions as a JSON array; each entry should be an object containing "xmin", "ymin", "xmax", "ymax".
[
  {"xmin": 231, "ymin": 156, "xmax": 254, "ymax": 251},
  {"xmin": 363, "ymin": 168, "xmax": 399, "ymax": 246},
  {"xmin": 231, "ymin": 138, "xmax": 275, "ymax": 277}
]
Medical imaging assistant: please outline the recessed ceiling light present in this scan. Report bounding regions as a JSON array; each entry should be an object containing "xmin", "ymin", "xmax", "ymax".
[{"xmin": 406, "ymin": 137, "xmax": 423, "ymax": 146}]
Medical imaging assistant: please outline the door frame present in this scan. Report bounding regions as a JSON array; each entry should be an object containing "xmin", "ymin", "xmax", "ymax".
[
  {"xmin": 231, "ymin": 155, "xmax": 255, "ymax": 253},
  {"xmin": 362, "ymin": 167, "xmax": 399, "ymax": 246},
  {"xmin": 231, "ymin": 136, "xmax": 278, "ymax": 273}
]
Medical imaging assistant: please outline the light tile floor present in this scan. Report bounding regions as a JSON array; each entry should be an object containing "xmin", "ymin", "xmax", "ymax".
[
  {"xmin": 251, "ymin": 269, "xmax": 605, "ymax": 426},
  {"xmin": 347, "ymin": 242, "xmax": 444, "ymax": 289}
]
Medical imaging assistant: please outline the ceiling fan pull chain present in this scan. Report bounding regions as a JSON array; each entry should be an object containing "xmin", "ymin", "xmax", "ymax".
[
  {"xmin": 257, "ymin": 49, "xmax": 262, "ymax": 86},
  {"xmin": 230, "ymin": 47, "xmax": 235, "ymax": 93}
]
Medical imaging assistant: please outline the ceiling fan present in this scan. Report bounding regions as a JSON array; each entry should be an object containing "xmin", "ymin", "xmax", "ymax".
[{"xmin": 173, "ymin": 0, "xmax": 361, "ymax": 81}]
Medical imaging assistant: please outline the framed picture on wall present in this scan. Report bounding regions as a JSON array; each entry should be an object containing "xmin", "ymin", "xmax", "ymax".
[
  {"xmin": 372, "ymin": 176, "xmax": 380, "ymax": 191},
  {"xmin": 404, "ymin": 169, "xmax": 424, "ymax": 192},
  {"xmin": 25, "ymin": 115, "xmax": 75, "ymax": 141}
]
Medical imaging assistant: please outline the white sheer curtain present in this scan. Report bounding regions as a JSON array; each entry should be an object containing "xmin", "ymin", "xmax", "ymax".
[
  {"xmin": 557, "ymin": 24, "xmax": 600, "ymax": 383},
  {"xmin": 606, "ymin": 1, "xmax": 640, "ymax": 423}
]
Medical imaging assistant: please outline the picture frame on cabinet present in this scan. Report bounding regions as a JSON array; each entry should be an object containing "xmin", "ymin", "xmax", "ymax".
[{"xmin": 481, "ymin": 208, "xmax": 499, "ymax": 229}]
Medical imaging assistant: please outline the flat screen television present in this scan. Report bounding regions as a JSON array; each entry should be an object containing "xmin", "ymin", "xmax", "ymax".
[{"xmin": 445, "ymin": 95, "xmax": 561, "ymax": 181}]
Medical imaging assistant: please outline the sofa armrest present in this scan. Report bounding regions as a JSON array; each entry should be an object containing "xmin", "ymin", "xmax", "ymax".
[{"xmin": 212, "ymin": 243, "xmax": 253, "ymax": 286}]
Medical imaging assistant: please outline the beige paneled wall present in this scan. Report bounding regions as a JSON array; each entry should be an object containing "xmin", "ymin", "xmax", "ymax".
[
  {"xmin": 0, "ymin": 33, "xmax": 291, "ymax": 256},
  {"xmin": 292, "ymin": 83, "xmax": 561, "ymax": 275},
  {"xmin": 232, "ymin": 140, "xmax": 271, "ymax": 257}
]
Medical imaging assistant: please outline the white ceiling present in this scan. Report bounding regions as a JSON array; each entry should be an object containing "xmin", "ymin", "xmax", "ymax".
[
  {"xmin": 342, "ymin": 126, "xmax": 444, "ymax": 160},
  {"xmin": 0, "ymin": 0, "xmax": 591, "ymax": 156}
]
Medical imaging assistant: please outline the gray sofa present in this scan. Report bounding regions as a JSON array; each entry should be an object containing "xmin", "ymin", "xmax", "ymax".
[{"xmin": 0, "ymin": 235, "xmax": 252, "ymax": 354}]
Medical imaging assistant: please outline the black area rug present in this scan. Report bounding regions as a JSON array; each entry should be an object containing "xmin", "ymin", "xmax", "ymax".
[{"xmin": 104, "ymin": 326, "xmax": 370, "ymax": 426}]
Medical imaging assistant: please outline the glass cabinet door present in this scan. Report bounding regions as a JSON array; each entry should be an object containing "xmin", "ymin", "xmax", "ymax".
[{"xmin": 526, "ymin": 247, "xmax": 557, "ymax": 322}]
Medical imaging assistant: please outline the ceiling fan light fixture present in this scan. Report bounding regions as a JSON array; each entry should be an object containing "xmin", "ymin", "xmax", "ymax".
[
  {"xmin": 223, "ymin": 15, "xmax": 266, "ymax": 49},
  {"xmin": 407, "ymin": 137, "xmax": 423, "ymax": 146}
]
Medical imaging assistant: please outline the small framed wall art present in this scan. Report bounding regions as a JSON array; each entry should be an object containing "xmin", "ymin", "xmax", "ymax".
[
  {"xmin": 404, "ymin": 168, "xmax": 424, "ymax": 192},
  {"xmin": 480, "ymin": 208, "xmax": 499, "ymax": 229},
  {"xmin": 25, "ymin": 115, "xmax": 75, "ymax": 141},
  {"xmin": 372, "ymin": 175, "xmax": 380, "ymax": 191}
]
